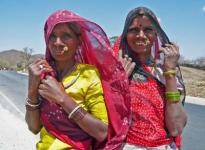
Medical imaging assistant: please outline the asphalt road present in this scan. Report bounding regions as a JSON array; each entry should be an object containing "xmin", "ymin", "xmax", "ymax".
[
  {"xmin": 0, "ymin": 71, "xmax": 27, "ymax": 119},
  {"xmin": 0, "ymin": 70, "xmax": 204, "ymax": 150},
  {"xmin": 182, "ymin": 104, "xmax": 205, "ymax": 150}
]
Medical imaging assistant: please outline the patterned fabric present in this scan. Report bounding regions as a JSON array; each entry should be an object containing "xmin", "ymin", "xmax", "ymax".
[
  {"xmin": 41, "ymin": 9, "xmax": 131, "ymax": 150},
  {"xmin": 122, "ymin": 143, "xmax": 178, "ymax": 150},
  {"xmin": 38, "ymin": 64, "xmax": 108, "ymax": 150},
  {"xmin": 113, "ymin": 6, "xmax": 185, "ymax": 149},
  {"xmin": 118, "ymin": 7, "xmax": 185, "ymax": 102},
  {"xmin": 126, "ymin": 66, "xmax": 172, "ymax": 147}
]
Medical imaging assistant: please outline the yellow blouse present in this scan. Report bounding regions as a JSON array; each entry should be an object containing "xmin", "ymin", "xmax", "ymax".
[{"xmin": 37, "ymin": 64, "xmax": 108, "ymax": 150}]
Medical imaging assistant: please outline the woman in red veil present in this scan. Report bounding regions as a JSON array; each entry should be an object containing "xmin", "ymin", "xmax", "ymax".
[{"xmin": 25, "ymin": 9, "xmax": 130, "ymax": 150}]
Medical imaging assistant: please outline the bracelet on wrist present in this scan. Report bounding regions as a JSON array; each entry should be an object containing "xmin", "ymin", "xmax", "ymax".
[
  {"xmin": 72, "ymin": 107, "xmax": 87, "ymax": 122},
  {"xmin": 165, "ymin": 91, "xmax": 180, "ymax": 103},
  {"xmin": 163, "ymin": 69, "xmax": 176, "ymax": 77},
  {"xmin": 25, "ymin": 104, "xmax": 40, "ymax": 111},
  {"xmin": 68, "ymin": 105, "xmax": 87, "ymax": 122},
  {"xmin": 68, "ymin": 105, "xmax": 81, "ymax": 119},
  {"xmin": 25, "ymin": 97, "xmax": 41, "ymax": 111}
]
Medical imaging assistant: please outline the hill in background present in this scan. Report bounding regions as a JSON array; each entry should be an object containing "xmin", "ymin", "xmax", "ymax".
[
  {"xmin": 0, "ymin": 49, "xmax": 204, "ymax": 98},
  {"xmin": 0, "ymin": 49, "xmax": 44, "ymax": 70}
]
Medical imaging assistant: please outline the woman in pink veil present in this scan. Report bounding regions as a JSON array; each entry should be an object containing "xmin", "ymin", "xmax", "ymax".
[{"xmin": 25, "ymin": 10, "xmax": 130, "ymax": 150}]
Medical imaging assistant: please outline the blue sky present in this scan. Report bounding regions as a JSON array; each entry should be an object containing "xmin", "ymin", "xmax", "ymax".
[{"xmin": 0, "ymin": 0, "xmax": 205, "ymax": 59}]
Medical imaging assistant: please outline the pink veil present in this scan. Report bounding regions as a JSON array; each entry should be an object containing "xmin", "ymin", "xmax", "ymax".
[{"xmin": 41, "ymin": 10, "xmax": 131, "ymax": 149}]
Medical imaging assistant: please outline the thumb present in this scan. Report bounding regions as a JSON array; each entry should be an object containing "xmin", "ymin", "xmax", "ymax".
[{"xmin": 118, "ymin": 49, "xmax": 123, "ymax": 60}]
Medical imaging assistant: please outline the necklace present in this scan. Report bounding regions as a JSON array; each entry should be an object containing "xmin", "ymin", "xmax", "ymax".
[
  {"xmin": 59, "ymin": 63, "xmax": 77, "ymax": 80},
  {"xmin": 132, "ymin": 72, "xmax": 147, "ymax": 82},
  {"xmin": 62, "ymin": 63, "xmax": 81, "ymax": 89},
  {"xmin": 64, "ymin": 72, "xmax": 80, "ymax": 89}
]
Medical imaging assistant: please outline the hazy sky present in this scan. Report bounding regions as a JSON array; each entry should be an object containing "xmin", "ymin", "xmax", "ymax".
[{"xmin": 1, "ymin": 0, "xmax": 205, "ymax": 59}]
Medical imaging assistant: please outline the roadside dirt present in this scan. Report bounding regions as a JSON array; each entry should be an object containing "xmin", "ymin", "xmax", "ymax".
[{"xmin": 181, "ymin": 66, "xmax": 205, "ymax": 98}]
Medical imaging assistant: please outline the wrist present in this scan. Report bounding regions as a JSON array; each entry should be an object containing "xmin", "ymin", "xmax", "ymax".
[
  {"xmin": 28, "ymin": 88, "xmax": 38, "ymax": 96},
  {"xmin": 58, "ymin": 93, "xmax": 70, "ymax": 106},
  {"xmin": 25, "ymin": 97, "xmax": 41, "ymax": 111},
  {"xmin": 163, "ymin": 69, "xmax": 176, "ymax": 78},
  {"xmin": 164, "ymin": 75, "xmax": 176, "ymax": 81},
  {"xmin": 27, "ymin": 89, "xmax": 40, "ymax": 100},
  {"xmin": 163, "ymin": 66, "xmax": 176, "ymax": 72},
  {"xmin": 59, "ymin": 94, "xmax": 79, "ymax": 113},
  {"xmin": 27, "ymin": 95, "xmax": 39, "ymax": 103},
  {"xmin": 165, "ymin": 91, "xmax": 180, "ymax": 103},
  {"xmin": 68, "ymin": 106, "xmax": 87, "ymax": 122}
]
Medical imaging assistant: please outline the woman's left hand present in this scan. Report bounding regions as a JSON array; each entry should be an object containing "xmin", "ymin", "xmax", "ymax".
[
  {"xmin": 38, "ymin": 75, "xmax": 67, "ymax": 104},
  {"xmin": 159, "ymin": 43, "xmax": 180, "ymax": 70}
]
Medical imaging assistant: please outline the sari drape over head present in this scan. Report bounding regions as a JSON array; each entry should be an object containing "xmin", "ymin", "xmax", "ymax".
[
  {"xmin": 113, "ymin": 7, "xmax": 185, "ymax": 148},
  {"xmin": 41, "ymin": 10, "xmax": 131, "ymax": 150}
]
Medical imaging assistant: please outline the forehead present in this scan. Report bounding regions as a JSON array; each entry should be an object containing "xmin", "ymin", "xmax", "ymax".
[
  {"xmin": 52, "ymin": 23, "xmax": 71, "ymax": 33},
  {"xmin": 129, "ymin": 15, "xmax": 152, "ymax": 27}
]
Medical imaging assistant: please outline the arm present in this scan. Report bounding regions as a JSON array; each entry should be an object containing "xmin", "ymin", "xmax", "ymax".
[
  {"xmin": 25, "ymin": 59, "xmax": 53, "ymax": 134},
  {"xmin": 38, "ymin": 75, "xmax": 108, "ymax": 142},
  {"xmin": 25, "ymin": 92, "xmax": 42, "ymax": 134},
  {"xmin": 161, "ymin": 43, "xmax": 187, "ymax": 137},
  {"xmin": 164, "ymin": 75, "xmax": 187, "ymax": 137},
  {"xmin": 61, "ymin": 95, "xmax": 108, "ymax": 142}
]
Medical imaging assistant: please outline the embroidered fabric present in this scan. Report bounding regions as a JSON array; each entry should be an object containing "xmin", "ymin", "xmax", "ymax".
[{"xmin": 41, "ymin": 10, "xmax": 131, "ymax": 149}]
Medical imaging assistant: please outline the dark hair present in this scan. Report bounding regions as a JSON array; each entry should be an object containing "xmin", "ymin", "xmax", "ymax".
[
  {"xmin": 120, "ymin": 6, "xmax": 170, "ymax": 55},
  {"xmin": 67, "ymin": 22, "xmax": 82, "ymax": 37},
  {"xmin": 120, "ymin": 7, "xmax": 186, "ymax": 104}
]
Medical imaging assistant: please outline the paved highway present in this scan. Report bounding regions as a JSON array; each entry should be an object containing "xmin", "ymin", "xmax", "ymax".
[{"xmin": 0, "ymin": 70, "xmax": 204, "ymax": 150}]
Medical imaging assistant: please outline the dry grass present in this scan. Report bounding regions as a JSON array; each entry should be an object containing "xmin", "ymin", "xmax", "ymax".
[{"xmin": 181, "ymin": 66, "xmax": 205, "ymax": 98}]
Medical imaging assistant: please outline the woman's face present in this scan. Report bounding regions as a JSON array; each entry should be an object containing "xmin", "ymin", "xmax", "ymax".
[
  {"xmin": 126, "ymin": 15, "xmax": 156, "ymax": 55},
  {"xmin": 48, "ymin": 23, "xmax": 80, "ymax": 62}
]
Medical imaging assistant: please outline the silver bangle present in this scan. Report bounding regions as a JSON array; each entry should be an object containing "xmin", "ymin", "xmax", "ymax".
[
  {"xmin": 68, "ymin": 105, "xmax": 81, "ymax": 119},
  {"xmin": 25, "ymin": 97, "xmax": 41, "ymax": 108}
]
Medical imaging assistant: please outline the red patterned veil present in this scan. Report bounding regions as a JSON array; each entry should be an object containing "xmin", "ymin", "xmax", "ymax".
[{"xmin": 40, "ymin": 10, "xmax": 131, "ymax": 149}]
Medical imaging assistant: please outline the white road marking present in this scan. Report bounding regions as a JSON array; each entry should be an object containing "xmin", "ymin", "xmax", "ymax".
[
  {"xmin": 0, "ymin": 90, "xmax": 24, "ymax": 117},
  {"xmin": 186, "ymin": 96, "xmax": 205, "ymax": 106}
]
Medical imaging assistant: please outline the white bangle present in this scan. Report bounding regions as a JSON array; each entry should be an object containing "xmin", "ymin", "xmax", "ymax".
[
  {"xmin": 25, "ymin": 97, "xmax": 41, "ymax": 108},
  {"xmin": 68, "ymin": 105, "xmax": 81, "ymax": 119}
]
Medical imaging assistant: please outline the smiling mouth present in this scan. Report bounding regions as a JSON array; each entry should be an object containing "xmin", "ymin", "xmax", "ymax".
[
  {"xmin": 135, "ymin": 41, "xmax": 147, "ymax": 46},
  {"xmin": 135, "ymin": 39, "xmax": 150, "ymax": 46},
  {"xmin": 55, "ymin": 49, "xmax": 64, "ymax": 55}
]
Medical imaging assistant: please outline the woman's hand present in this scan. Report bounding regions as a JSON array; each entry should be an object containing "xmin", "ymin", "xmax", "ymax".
[
  {"xmin": 160, "ymin": 43, "xmax": 180, "ymax": 71},
  {"xmin": 38, "ymin": 75, "xmax": 67, "ymax": 104},
  {"xmin": 118, "ymin": 49, "xmax": 136, "ymax": 77},
  {"xmin": 28, "ymin": 59, "xmax": 53, "ymax": 100}
]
